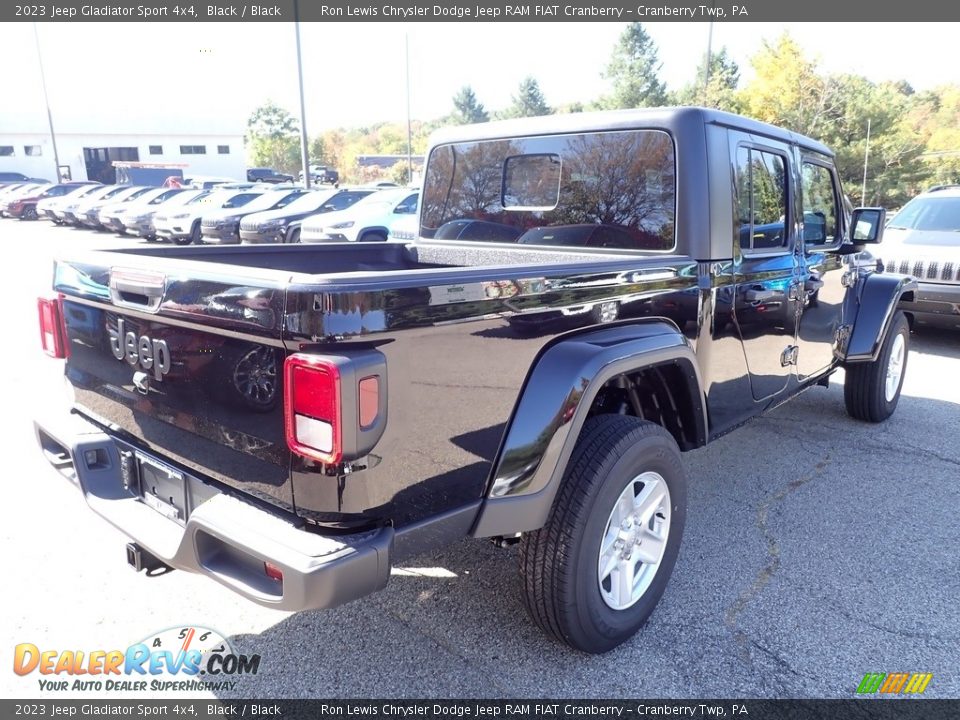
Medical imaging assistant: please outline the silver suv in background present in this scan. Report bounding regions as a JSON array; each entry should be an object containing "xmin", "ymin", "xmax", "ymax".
[{"xmin": 881, "ymin": 185, "xmax": 960, "ymax": 330}]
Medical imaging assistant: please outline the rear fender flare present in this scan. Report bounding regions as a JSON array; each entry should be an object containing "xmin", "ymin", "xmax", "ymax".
[{"xmin": 471, "ymin": 320, "xmax": 706, "ymax": 538}]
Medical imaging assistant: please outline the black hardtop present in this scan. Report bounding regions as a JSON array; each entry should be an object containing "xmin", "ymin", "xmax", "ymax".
[{"xmin": 427, "ymin": 106, "xmax": 834, "ymax": 158}]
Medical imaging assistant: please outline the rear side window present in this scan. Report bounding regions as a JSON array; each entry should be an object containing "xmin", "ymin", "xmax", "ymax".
[
  {"xmin": 421, "ymin": 129, "xmax": 676, "ymax": 252},
  {"xmin": 801, "ymin": 163, "xmax": 839, "ymax": 246},
  {"xmin": 736, "ymin": 147, "xmax": 789, "ymax": 253}
]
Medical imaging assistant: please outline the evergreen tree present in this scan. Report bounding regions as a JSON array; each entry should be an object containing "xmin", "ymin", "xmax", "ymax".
[
  {"xmin": 451, "ymin": 86, "xmax": 490, "ymax": 124},
  {"xmin": 602, "ymin": 23, "xmax": 667, "ymax": 109},
  {"xmin": 504, "ymin": 77, "xmax": 552, "ymax": 118}
]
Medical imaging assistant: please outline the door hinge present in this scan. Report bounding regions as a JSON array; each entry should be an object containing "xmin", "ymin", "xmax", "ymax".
[
  {"xmin": 841, "ymin": 270, "xmax": 857, "ymax": 288},
  {"xmin": 781, "ymin": 345, "xmax": 799, "ymax": 367},
  {"xmin": 834, "ymin": 324, "xmax": 853, "ymax": 354}
]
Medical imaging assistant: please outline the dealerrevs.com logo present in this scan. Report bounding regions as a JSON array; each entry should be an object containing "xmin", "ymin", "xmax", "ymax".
[{"xmin": 14, "ymin": 626, "xmax": 261, "ymax": 692}]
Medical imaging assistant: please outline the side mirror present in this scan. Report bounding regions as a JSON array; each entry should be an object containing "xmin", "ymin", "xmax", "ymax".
[{"xmin": 850, "ymin": 207, "xmax": 886, "ymax": 244}]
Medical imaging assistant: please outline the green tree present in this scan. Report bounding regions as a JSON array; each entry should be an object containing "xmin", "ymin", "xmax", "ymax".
[
  {"xmin": 601, "ymin": 23, "xmax": 667, "ymax": 109},
  {"xmin": 739, "ymin": 33, "xmax": 833, "ymax": 136},
  {"xmin": 504, "ymin": 76, "xmax": 551, "ymax": 118},
  {"xmin": 920, "ymin": 85, "xmax": 960, "ymax": 187},
  {"xmin": 674, "ymin": 48, "xmax": 742, "ymax": 112},
  {"xmin": 451, "ymin": 86, "xmax": 489, "ymax": 124},
  {"xmin": 246, "ymin": 101, "xmax": 300, "ymax": 174}
]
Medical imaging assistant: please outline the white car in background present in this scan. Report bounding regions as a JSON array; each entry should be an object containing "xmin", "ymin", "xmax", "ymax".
[
  {"xmin": 300, "ymin": 187, "xmax": 419, "ymax": 243},
  {"xmin": 879, "ymin": 185, "xmax": 960, "ymax": 330},
  {"xmin": 37, "ymin": 184, "xmax": 103, "ymax": 223},
  {"xmin": 121, "ymin": 188, "xmax": 207, "ymax": 239},
  {"xmin": 98, "ymin": 187, "xmax": 185, "ymax": 234},
  {"xmin": 153, "ymin": 188, "xmax": 267, "ymax": 245}
]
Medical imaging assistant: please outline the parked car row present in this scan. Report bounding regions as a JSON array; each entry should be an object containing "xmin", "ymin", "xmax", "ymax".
[{"xmin": 3, "ymin": 178, "xmax": 419, "ymax": 250}]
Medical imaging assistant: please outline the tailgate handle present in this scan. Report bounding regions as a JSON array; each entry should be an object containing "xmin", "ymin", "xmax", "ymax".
[{"xmin": 110, "ymin": 268, "xmax": 166, "ymax": 313}]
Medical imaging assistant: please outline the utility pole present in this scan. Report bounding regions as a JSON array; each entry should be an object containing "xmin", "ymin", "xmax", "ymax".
[
  {"xmin": 405, "ymin": 33, "xmax": 413, "ymax": 185},
  {"xmin": 702, "ymin": 21, "xmax": 714, "ymax": 104},
  {"xmin": 861, "ymin": 118, "xmax": 872, "ymax": 205},
  {"xmin": 294, "ymin": 0, "xmax": 311, "ymax": 188},
  {"xmin": 33, "ymin": 23, "xmax": 62, "ymax": 182}
]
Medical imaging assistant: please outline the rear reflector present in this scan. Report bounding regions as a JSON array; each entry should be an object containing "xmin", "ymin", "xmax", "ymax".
[
  {"xmin": 263, "ymin": 561, "xmax": 283, "ymax": 582},
  {"xmin": 358, "ymin": 376, "xmax": 380, "ymax": 428},
  {"xmin": 38, "ymin": 296, "xmax": 67, "ymax": 359},
  {"xmin": 284, "ymin": 354, "xmax": 342, "ymax": 464}
]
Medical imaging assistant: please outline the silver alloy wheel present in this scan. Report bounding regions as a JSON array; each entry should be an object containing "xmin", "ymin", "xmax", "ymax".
[
  {"xmin": 885, "ymin": 332, "xmax": 906, "ymax": 402},
  {"xmin": 597, "ymin": 471, "xmax": 672, "ymax": 610}
]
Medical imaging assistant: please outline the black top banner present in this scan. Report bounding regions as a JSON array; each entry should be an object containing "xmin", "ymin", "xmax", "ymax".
[{"xmin": 4, "ymin": 0, "xmax": 960, "ymax": 22}]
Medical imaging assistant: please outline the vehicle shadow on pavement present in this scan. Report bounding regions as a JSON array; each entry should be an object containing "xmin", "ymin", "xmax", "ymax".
[
  {"xmin": 911, "ymin": 326, "xmax": 960, "ymax": 359},
  {"xmin": 214, "ymin": 384, "xmax": 960, "ymax": 700}
]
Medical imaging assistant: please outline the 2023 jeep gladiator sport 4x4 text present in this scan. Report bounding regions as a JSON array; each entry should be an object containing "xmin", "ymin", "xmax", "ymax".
[{"xmin": 35, "ymin": 108, "xmax": 915, "ymax": 653}]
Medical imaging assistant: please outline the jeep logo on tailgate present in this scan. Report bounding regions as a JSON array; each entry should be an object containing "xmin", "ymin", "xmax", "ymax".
[{"xmin": 109, "ymin": 317, "xmax": 170, "ymax": 381}]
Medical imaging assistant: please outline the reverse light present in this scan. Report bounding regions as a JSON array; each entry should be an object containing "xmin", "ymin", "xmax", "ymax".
[{"xmin": 37, "ymin": 295, "xmax": 68, "ymax": 359}]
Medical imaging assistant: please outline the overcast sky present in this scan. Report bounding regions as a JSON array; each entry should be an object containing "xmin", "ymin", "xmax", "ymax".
[{"xmin": 1, "ymin": 22, "xmax": 958, "ymax": 133}]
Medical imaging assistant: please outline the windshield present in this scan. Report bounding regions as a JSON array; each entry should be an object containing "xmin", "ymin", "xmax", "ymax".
[
  {"xmin": 233, "ymin": 190, "xmax": 302, "ymax": 212},
  {"xmin": 888, "ymin": 196, "xmax": 960, "ymax": 232},
  {"xmin": 221, "ymin": 192, "xmax": 265, "ymax": 209},
  {"xmin": 421, "ymin": 130, "xmax": 676, "ymax": 251},
  {"xmin": 282, "ymin": 190, "xmax": 339, "ymax": 212}
]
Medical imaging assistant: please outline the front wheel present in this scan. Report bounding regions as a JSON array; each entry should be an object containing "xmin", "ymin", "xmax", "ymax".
[
  {"xmin": 518, "ymin": 415, "xmax": 686, "ymax": 653},
  {"xmin": 844, "ymin": 310, "xmax": 909, "ymax": 422}
]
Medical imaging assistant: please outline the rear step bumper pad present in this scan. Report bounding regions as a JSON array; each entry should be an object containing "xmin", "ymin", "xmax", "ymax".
[{"xmin": 33, "ymin": 411, "xmax": 393, "ymax": 611}]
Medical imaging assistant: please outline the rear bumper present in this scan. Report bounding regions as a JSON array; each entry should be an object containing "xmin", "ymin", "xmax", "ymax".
[{"xmin": 34, "ymin": 410, "xmax": 393, "ymax": 611}]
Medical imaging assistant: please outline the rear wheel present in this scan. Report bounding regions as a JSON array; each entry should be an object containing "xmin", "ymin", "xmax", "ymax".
[
  {"xmin": 519, "ymin": 415, "xmax": 687, "ymax": 653},
  {"xmin": 844, "ymin": 311, "xmax": 909, "ymax": 422}
]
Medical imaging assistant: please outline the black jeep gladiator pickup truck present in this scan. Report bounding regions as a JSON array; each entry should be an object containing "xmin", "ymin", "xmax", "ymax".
[{"xmin": 35, "ymin": 108, "xmax": 915, "ymax": 653}]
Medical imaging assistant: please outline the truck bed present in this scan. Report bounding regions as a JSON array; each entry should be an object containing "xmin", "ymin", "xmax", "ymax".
[{"xmin": 52, "ymin": 241, "xmax": 694, "ymax": 532}]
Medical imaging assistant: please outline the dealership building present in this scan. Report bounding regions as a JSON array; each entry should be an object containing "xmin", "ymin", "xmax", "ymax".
[{"xmin": 0, "ymin": 108, "xmax": 246, "ymax": 183}]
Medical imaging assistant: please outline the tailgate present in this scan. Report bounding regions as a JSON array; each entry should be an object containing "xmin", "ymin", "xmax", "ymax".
[{"xmin": 54, "ymin": 258, "xmax": 294, "ymax": 511}]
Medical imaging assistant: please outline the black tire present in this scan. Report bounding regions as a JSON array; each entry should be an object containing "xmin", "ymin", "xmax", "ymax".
[
  {"xmin": 360, "ymin": 231, "xmax": 387, "ymax": 243},
  {"xmin": 287, "ymin": 228, "xmax": 301, "ymax": 244},
  {"xmin": 844, "ymin": 311, "xmax": 909, "ymax": 423},
  {"xmin": 519, "ymin": 415, "xmax": 687, "ymax": 653},
  {"xmin": 189, "ymin": 221, "xmax": 203, "ymax": 245},
  {"xmin": 21, "ymin": 206, "xmax": 38, "ymax": 221}
]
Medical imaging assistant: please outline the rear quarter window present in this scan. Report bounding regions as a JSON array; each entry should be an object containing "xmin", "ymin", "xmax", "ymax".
[{"xmin": 421, "ymin": 129, "xmax": 676, "ymax": 252}]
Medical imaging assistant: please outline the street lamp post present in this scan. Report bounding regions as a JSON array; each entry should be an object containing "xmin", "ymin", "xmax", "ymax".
[
  {"xmin": 33, "ymin": 23, "xmax": 62, "ymax": 182},
  {"xmin": 405, "ymin": 34, "xmax": 413, "ymax": 185},
  {"xmin": 294, "ymin": 0, "xmax": 311, "ymax": 188}
]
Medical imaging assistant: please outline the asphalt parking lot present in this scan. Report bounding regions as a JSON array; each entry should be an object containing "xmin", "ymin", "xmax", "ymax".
[{"xmin": 3, "ymin": 219, "xmax": 958, "ymax": 700}]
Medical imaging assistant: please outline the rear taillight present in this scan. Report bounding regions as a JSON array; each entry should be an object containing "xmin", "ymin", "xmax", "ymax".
[
  {"xmin": 284, "ymin": 355, "xmax": 342, "ymax": 464},
  {"xmin": 284, "ymin": 351, "xmax": 388, "ymax": 466},
  {"xmin": 37, "ymin": 296, "xmax": 68, "ymax": 359}
]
